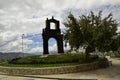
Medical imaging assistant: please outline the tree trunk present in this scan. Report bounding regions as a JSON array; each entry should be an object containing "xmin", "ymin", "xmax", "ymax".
[
  {"xmin": 85, "ymin": 50, "xmax": 90, "ymax": 60},
  {"xmin": 85, "ymin": 46, "xmax": 90, "ymax": 60}
]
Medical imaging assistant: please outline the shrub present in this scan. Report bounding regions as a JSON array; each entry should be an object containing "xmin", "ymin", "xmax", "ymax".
[
  {"xmin": 98, "ymin": 58, "xmax": 109, "ymax": 68},
  {"xmin": 9, "ymin": 53, "xmax": 100, "ymax": 64},
  {"xmin": 113, "ymin": 52, "xmax": 120, "ymax": 57}
]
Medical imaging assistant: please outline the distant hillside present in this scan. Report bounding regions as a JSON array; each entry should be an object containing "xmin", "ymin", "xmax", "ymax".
[{"xmin": 0, "ymin": 52, "xmax": 33, "ymax": 62}]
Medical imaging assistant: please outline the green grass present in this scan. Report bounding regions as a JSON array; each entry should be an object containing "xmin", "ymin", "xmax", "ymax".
[
  {"xmin": 9, "ymin": 53, "xmax": 85, "ymax": 64},
  {"xmin": 0, "ymin": 62, "xmax": 79, "ymax": 68},
  {"xmin": 0, "ymin": 53, "xmax": 101, "ymax": 68}
]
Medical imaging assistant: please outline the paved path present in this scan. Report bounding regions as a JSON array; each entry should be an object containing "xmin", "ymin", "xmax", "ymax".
[
  {"xmin": 0, "ymin": 58, "xmax": 120, "ymax": 80},
  {"xmin": 40, "ymin": 58, "xmax": 120, "ymax": 80}
]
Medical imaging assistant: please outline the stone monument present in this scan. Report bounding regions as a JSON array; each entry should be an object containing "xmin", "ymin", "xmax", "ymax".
[{"xmin": 42, "ymin": 16, "xmax": 64, "ymax": 54}]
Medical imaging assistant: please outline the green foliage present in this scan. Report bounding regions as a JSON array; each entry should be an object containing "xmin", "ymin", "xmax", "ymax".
[
  {"xmin": 0, "ymin": 53, "xmax": 104, "ymax": 67},
  {"xmin": 9, "ymin": 53, "xmax": 83, "ymax": 64},
  {"xmin": 8, "ymin": 53, "xmax": 100, "ymax": 65},
  {"xmin": 0, "ymin": 62, "xmax": 79, "ymax": 68},
  {"xmin": 63, "ymin": 11, "xmax": 118, "ymax": 55},
  {"xmin": 113, "ymin": 52, "xmax": 120, "ymax": 57},
  {"xmin": 63, "ymin": 13, "xmax": 82, "ymax": 50}
]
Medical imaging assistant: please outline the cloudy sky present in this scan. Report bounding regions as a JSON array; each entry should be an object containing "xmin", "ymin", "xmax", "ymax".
[{"xmin": 0, "ymin": 0, "xmax": 120, "ymax": 54}]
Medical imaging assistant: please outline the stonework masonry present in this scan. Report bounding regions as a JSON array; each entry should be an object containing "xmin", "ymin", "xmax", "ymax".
[
  {"xmin": 0, "ymin": 61, "xmax": 109, "ymax": 75},
  {"xmin": 42, "ymin": 17, "xmax": 64, "ymax": 54}
]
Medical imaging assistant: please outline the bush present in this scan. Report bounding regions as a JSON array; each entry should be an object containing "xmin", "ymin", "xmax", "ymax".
[
  {"xmin": 113, "ymin": 52, "xmax": 120, "ymax": 57},
  {"xmin": 9, "ymin": 53, "xmax": 100, "ymax": 64},
  {"xmin": 9, "ymin": 57, "xmax": 22, "ymax": 64},
  {"xmin": 98, "ymin": 58, "xmax": 109, "ymax": 68}
]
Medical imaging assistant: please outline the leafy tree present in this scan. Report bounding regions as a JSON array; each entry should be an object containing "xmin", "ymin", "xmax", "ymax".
[
  {"xmin": 63, "ymin": 11, "xmax": 118, "ymax": 58},
  {"xmin": 111, "ymin": 34, "xmax": 120, "ymax": 52},
  {"xmin": 63, "ymin": 13, "xmax": 83, "ymax": 51}
]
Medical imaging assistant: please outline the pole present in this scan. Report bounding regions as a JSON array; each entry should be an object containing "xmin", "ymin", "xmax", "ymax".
[{"xmin": 22, "ymin": 34, "xmax": 24, "ymax": 57}]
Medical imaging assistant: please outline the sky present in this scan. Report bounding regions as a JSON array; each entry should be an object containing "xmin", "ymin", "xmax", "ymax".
[{"xmin": 0, "ymin": 0, "xmax": 120, "ymax": 54}]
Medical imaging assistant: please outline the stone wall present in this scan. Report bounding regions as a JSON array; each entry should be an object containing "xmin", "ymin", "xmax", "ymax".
[{"xmin": 0, "ymin": 61, "xmax": 109, "ymax": 75}]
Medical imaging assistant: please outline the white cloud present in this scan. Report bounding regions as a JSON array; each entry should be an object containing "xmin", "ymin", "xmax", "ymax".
[
  {"xmin": 117, "ymin": 26, "xmax": 120, "ymax": 33},
  {"xmin": 75, "ymin": 0, "xmax": 120, "ymax": 9},
  {"xmin": 28, "ymin": 42, "xmax": 70, "ymax": 54},
  {"xmin": 0, "ymin": 0, "xmax": 120, "ymax": 53},
  {"xmin": 23, "ymin": 39, "xmax": 33, "ymax": 45},
  {"xmin": 28, "ymin": 47, "xmax": 43, "ymax": 53},
  {"xmin": 49, "ymin": 43, "xmax": 57, "ymax": 53},
  {"xmin": 0, "ymin": 31, "xmax": 34, "ymax": 52}
]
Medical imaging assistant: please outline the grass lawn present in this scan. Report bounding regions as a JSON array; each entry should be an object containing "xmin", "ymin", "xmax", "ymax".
[
  {"xmin": 0, "ymin": 62, "xmax": 79, "ymax": 68},
  {"xmin": 0, "ymin": 53, "xmax": 101, "ymax": 68}
]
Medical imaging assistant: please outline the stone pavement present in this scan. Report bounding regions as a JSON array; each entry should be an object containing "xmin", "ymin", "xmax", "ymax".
[{"xmin": 0, "ymin": 58, "xmax": 120, "ymax": 80}]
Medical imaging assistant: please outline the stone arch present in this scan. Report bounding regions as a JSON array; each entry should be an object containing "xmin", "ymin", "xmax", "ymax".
[{"xmin": 42, "ymin": 17, "xmax": 64, "ymax": 54}]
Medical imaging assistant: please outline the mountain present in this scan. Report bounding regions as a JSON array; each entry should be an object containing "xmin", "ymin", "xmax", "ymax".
[{"xmin": 0, "ymin": 52, "xmax": 33, "ymax": 62}]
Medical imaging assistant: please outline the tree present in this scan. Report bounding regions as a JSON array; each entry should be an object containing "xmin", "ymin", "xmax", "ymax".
[
  {"xmin": 110, "ymin": 33, "xmax": 120, "ymax": 52},
  {"xmin": 63, "ymin": 13, "xmax": 83, "ymax": 51},
  {"xmin": 63, "ymin": 11, "xmax": 118, "ymax": 58}
]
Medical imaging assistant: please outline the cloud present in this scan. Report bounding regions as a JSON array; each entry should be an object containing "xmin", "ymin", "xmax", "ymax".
[
  {"xmin": 117, "ymin": 26, "xmax": 120, "ymax": 33},
  {"xmin": 28, "ymin": 42, "xmax": 70, "ymax": 54},
  {"xmin": 0, "ymin": 0, "xmax": 120, "ymax": 53},
  {"xmin": 28, "ymin": 47, "xmax": 43, "ymax": 53}
]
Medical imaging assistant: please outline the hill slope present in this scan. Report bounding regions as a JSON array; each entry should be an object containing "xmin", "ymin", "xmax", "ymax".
[{"xmin": 0, "ymin": 52, "xmax": 33, "ymax": 62}]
